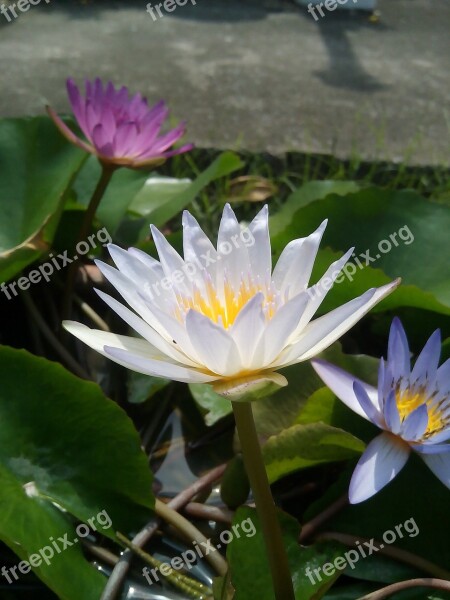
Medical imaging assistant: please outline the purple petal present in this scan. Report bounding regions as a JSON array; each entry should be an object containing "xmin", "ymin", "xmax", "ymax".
[
  {"xmin": 310, "ymin": 359, "xmax": 379, "ymax": 421},
  {"xmin": 85, "ymin": 102, "xmax": 99, "ymax": 140},
  {"xmin": 142, "ymin": 99, "xmax": 168, "ymax": 123},
  {"xmin": 104, "ymin": 81, "xmax": 116, "ymax": 103},
  {"xmin": 85, "ymin": 79, "xmax": 93, "ymax": 101},
  {"xmin": 411, "ymin": 329, "xmax": 442, "ymax": 384},
  {"xmin": 128, "ymin": 92, "xmax": 147, "ymax": 120},
  {"xmin": 132, "ymin": 118, "xmax": 167, "ymax": 155},
  {"xmin": 92, "ymin": 124, "xmax": 114, "ymax": 158},
  {"xmin": 146, "ymin": 124, "xmax": 186, "ymax": 155},
  {"xmin": 66, "ymin": 78, "xmax": 90, "ymax": 138},
  {"xmin": 154, "ymin": 143, "xmax": 194, "ymax": 159},
  {"xmin": 112, "ymin": 85, "xmax": 129, "ymax": 108},
  {"xmin": 98, "ymin": 105, "xmax": 117, "ymax": 142},
  {"xmin": 421, "ymin": 452, "xmax": 450, "ymax": 489},
  {"xmin": 349, "ymin": 432, "xmax": 410, "ymax": 504},
  {"xmin": 93, "ymin": 77, "xmax": 104, "ymax": 108},
  {"xmin": 113, "ymin": 122, "xmax": 138, "ymax": 156},
  {"xmin": 92, "ymin": 123, "xmax": 109, "ymax": 151},
  {"xmin": 46, "ymin": 106, "xmax": 94, "ymax": 155},
  {"xmin": 353, "ymin": 381, "xmax": 384, "ymax": 428},
  {"xmin": 384, "ymin": 389, "xmax": 401, "ymax": 434},
  {"xmin": 387, "ymin": 317, "xmax": 410, "ymax": 381},
  {"xmin": 400, "ymin": 404, "xmax": 429, "ymax": 441}
]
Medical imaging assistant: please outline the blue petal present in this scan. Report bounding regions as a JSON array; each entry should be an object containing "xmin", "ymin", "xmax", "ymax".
[
  {"xmin": 387, "ymin": 317, "xmax": 410, "ymax": 381},
  {"xmin": 414, "ymin": 442, "xmax": 450, "ymax": 454},
  {"xmin": 353, "ymin": 381, "xmax": 384, "ymax": 428},
  {"xmin": 421, "ymin": 452, "xmax": 450, "ymax": 489},
  {"xmin": 311, "ymin": 359, "xmax": 378, "ymax": 421},
  {"xmin": 378, "ymin": 358, "xmax": 388, "ymax": 405},
  {"xmin": 423, "ymin": 427, "xmax": 450, "ymax": 445},
  {"xmin": 411, "ymin": 329, "xmax": 441, "ymax": 384},
  {"xmin": 349, "ymin": 432, "xmax": 410, "ymax": 504},
  {"xmin": 384, "ymin": 389, "xmax": 401, "ymax": 434},
  {"xmin": 400, "ymin": 404, "xmax": 428, "ymax": 441},
  {"xmin": 436, "ymin": 358, "xmax": 450, "ymax": 393}
]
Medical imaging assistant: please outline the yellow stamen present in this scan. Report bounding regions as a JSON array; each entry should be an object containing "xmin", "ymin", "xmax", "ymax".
[
  {"xmin": 395, "ymin": 388, "xmax": 447, "ymax": 438},
  {"xmin": 174, "ymin": 276, "xmax": 277, "ymax": 329}
]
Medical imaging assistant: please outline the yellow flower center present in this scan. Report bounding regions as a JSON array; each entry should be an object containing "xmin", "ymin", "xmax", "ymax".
[
  {"xmin": 395, "ymin": 388, "xmax": 447, "ymax": 439},
  {"xmin": 174, "ymin": 276, "xmax": 278, "ymax": 329}
]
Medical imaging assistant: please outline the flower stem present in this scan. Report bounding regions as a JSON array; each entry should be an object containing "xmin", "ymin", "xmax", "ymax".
[
  {"xmin": 77, "ymin": 162, "xmax": 116, "ymax": 245},
  {"xmin": 62, "ymin": 162, "xmax": 116, "ymax": 322},
  {"xmin": 232, "ymin": 401, "xmax": 295, "ymax": 600}
]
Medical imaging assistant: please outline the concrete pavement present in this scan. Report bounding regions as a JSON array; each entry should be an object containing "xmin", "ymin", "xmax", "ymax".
[{"xmin": 0, "ymin": 0, "xmax": 448, "ymax": 165}]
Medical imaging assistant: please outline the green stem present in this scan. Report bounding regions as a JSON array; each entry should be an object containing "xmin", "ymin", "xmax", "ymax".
[
  {"xmin": 77, "ymin": 163, "xmax": 116, "ymax": 245},
  {"xmin": 232, "ymin": 401, "xmax": 295, "ymax": 600},
  {"xmin": 62, "ymin": 162, "xmax": 116, "ymax": 322}
]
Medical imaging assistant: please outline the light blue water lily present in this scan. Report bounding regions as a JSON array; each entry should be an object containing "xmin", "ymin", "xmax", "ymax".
[{"xmin": 312, "ymin": 318, "xmax": 450, "ymax": 503}]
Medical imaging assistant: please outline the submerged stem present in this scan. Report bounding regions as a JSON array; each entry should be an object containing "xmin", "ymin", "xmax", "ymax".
[
  {"xmin": 232, "ymin": 401, "xmax": 295, "ymax": 600},
  {"xmin": 357, "ymin": 578, "xmax": 450, "ymax": 600}
]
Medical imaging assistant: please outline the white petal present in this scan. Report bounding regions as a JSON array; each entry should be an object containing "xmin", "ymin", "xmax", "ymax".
[
  {"xmin": 272, "ymin": 220, "xmax": 327, "ymax": 297},
  {"xmin": 94, "ymin": 289, "xmax": 198, "ymax": 367},
  {"xmin": 127, "ymin": 246, "xmax": 161, "ymax": 270},
  {"xmin": 182, "ymin": 210, "xmax": 217, "ymax": 282},
  {"xmin": 229, "ymin": 293, "xmax": 266, "ymax": 368},
  {"xmin": 296, "ymin": 248, "xmax": 354, "ymax": 332},
  {"xmin": 275, "ymin": 280, "xmax": 400, "ymax": 366},
  {"xmin": 216, "ymin": 203, "xmax": 250, "ymax": 293},
  {"xmin": 349, "ymin": 433, "xmax": 410, "ymax": 504},
  {"xmin": 95, "ymin": 260, "xmax": 200, "ymax": 361},
  {"xmin": 107, "ymin": 244, "xmax": 172, "ymax": 308},
  {"xmin": 256, "ymin": 292, "xmax": 309, "ymax": 366},
  {"xmin": 138, "ymin": 295, "xmax": 202, "ymax": 362},
  {"xmin": 104, "ymin": 346, "xmax": 217, "ymax": 383},
  {"xmin": 63, "ymin": 321, "xmax": 164, "ymax": 362},
  {"xmin": 151, "ymin": 224, "xmax": 191, "ymax": 295},
  {"xmin": 95, "ymin": 259, "xmax": 171, "ymax": 335},
  {"xmin": 311, "ymin": 359, "xmax": 379, "ymax": 420},
  {"xmin": 108, "ymin": 243, "xmax": 163, "ymax": 281},
  {"xmin": 421, "ymin": 452, "xmax": 450, "ymax": 489},
  {"xmin": 247, "ymin": 205, "xmax": 271, "ymax": 282},
  {"xmin": 185, "ymin": 310, "xmax": 241, "ymax": 376}
]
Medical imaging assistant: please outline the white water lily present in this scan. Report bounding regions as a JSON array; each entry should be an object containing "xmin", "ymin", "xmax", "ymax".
[{"xmin": 64, "ymin": 204, "xmax": 398, "ymax": 388}]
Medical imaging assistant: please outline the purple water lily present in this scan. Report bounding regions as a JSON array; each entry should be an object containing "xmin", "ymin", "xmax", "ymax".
[
  {"xmin": 312, "ymin": 318, "xmax": 450, "ymax": 503},
  {"xmin": 47, "ymin": 78, "xmax": 193, "ymax": 168}
]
